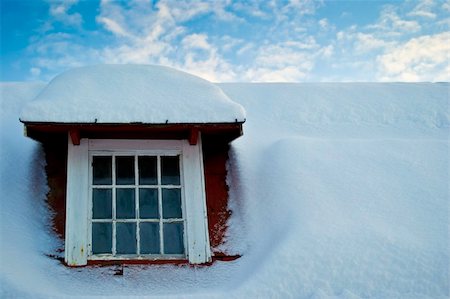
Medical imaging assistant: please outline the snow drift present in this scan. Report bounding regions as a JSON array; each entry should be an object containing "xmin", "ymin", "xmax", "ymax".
[{"xmin": 1, "ymin": 81, "xmax": 449, "ymax": 298}]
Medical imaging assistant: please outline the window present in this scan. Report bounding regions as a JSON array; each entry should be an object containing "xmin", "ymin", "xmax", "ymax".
[
  {"xmin": 65, "ymin": 139, "xmax": 211, "ymax": 265},
  {"xmin": 90, "ymin": 154, "xmax": 185, "ymax": 259}
]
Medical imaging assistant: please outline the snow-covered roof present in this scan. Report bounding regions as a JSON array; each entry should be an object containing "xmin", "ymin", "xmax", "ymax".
[
  {"xmin": 20, "ymin": 65, "xmax": 246, "ymax": 124},
  {"xmin": 2, "ymin": 82, "xmax": 449, "ymax": 298}
]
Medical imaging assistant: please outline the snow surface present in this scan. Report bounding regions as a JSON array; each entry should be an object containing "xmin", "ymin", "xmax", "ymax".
[
  {"xmin": 19, "ymin": 65, "xmax": 246, "ymax": 124},
  {"xmin": 1, "ymin": 81, "xmax": 449, "ymax": 299}
]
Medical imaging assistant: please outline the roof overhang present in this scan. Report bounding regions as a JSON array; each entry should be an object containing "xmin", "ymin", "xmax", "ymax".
[{"xmin": 21, "ymin": 121, "xmax": 244, "ymax": 146}]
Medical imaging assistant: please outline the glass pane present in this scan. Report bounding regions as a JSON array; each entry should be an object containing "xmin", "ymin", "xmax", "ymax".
[
  {"xmin": 93, "ymin": 156, "xmax": 112, "ymax": 185},
  {"xmin": 92, "ymin": 189, "xmax": 112, "ymax": 219},
  {"xmin": 116, "ymin": 223, "xmax": 137, "ymax": 254},
  {"xmin": 161, "ymin": 156, "xmax": 180, "ymax": 185},
  {"xmin": 139, "ymin": 188, "xmax": 158, "ymax": 219},
  {"xmin": 163, "ymin": 222, "xmax": 184, "ymax": 254},
  {"xmin": 139, "ymin": 156, "xmax": 157, "ymax": 185},
  {"xmin": 162, "ymin": 189, "xmax": 182, "ymax": 219},
  {"xmin": 116, "ymin": 189, "xmax": 135, "ymax": 219},
  {"xmin": 140, "ymin": 223, "xmax": 160, "ymax": 254},
  {"xmin": 116, "ymin": 156, "xmax": 135, "ymax": 185},
  {"xmin": 92, "ymin": 222, "xmax": 112, "ymax": 254}
]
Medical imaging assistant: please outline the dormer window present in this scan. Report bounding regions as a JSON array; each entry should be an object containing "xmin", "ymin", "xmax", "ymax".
[{"xmin": 19, "ymin": 65, "xmax": 245, "ymax": 266}]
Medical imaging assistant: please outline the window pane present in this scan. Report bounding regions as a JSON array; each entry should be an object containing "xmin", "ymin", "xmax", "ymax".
[
  {"xmin": 92, "ymin": 223, "xmax": 112, "ymax": 254},
  {"xmin": 139, "ymin": 156, "xmax": 157, "ymax": 185},
  {"xmin": 162, "ymin": 189, "xmax": 182, "ymax": 219},
  {"xmin": 93, "ymin": 156, "xmax": 112, "ymax": 185},
  {"xmin": 161, "ymin": 156, "xmax": 180, "ymax": 185},
  {"xmin": 116, "ymin": 156, "xmax": 135, "ymax": 185},
  {"xmin": 92, "ymin": 189, "xmax": 112, "ymax": 219},
  {"xmin": 116, "ymin": 189, "xmax": 135, "ymax": 219},
  {"xmin": 140, "ymin": 223, "xmax": 160, "ymax": 254},
  {"xmin": 116, "ymin": 223, "xmax": 137, "ymax": 254},
  {"xmin": 163, "ymin": 223, "xmax": 184, "ymax": 254},
  {"xmin": 139, "ymin": 188, "xmax": 158, "ymax": 219}
]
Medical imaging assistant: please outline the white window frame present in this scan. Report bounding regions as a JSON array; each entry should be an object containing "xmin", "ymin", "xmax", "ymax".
[
  {"xmin": 65, "ymin": 137, "xmax": 211, "ymax": 266},
  {"xmin": 88, "ymin": 151, "xmax": 186, "ymax": 260}
]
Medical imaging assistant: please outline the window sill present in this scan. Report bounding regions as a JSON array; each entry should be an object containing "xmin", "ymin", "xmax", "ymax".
[
  {"xmin": 87, "ymin": 259, "xmax": 189, "ymax": 266},
  {"xmin": 89, "ymin": 254, "xmax": 186, "ymax": 260},
  {"xmin": 57, "ymin": 255, "xmax": 241, "ymax": 267}
]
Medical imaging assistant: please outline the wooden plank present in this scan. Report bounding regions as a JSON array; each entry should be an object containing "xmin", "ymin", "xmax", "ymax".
[
  {"xmin": 188, "ymin": 128, "xmax": 199, "ymax": 145},
  {"xmin": 69, "ymin": 129, "xmax": 80, "ymax": 145},
  {"xmin": 65, "ymin": 137, "xmax": 89, "ymax": 266},
  {"xmin": 85, "ymin": 254, "xmax": 240, "ymax": 266},
  {"xmin": 182, "ymin": 134, "xmax": 211, "ymax": 264},
  {"xmin": 22, "ymin": 122, "xmax": 244, "ymax": 144}
]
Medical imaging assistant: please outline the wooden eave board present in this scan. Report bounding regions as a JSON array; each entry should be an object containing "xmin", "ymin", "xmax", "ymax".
[{"xmin": 22, "ymin": 122, "xmax": 244, "ymax": 144}]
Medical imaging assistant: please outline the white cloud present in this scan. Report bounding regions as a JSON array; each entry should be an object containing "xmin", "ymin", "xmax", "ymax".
[
  {"xmin": 334, "ymin": 29, "xmax": 392, "ymax": 56},
  {"xmin": 219, "ymin": 36, "xmax": 244, "ymax": 52},
  {"xmin": 28, "ymin": 0, "xmax": 332, "ymax": 82},
  {"xmin": 231, "ymin": 1, "xmax": 268, "ymax": 18},
  {"xmin": 29, "ymin": 67, "xmax": 41, "ymax": 79},
  {"xmin": 96, "ymin": 0, "xmax": 237, "ymax": 82},
  {"xmin": 354, "ymin": 33, "xmax": 393, "ymax": 53},
  {"xmin": 97, "ymin": 17, "xmax": 131, "ymax": 37},
  {"xmin": 243, "ymin": 66, "xmax": 308, "ymax": 82},
  {"xmin": 182, "ymin": 34, "xmax": 211, "ymax": 50},
  {"xmin": 318, "ymin": 18, "xmax": 329, "ymax": 30},
  {"xmin": 369, "ymin": 5, "xmax": 421, "ymax": 36},
  {"xmin": 321, "ymin": 45, "xmax": 334, "ymax": 58},
  {"xmin": 48, "ymin": 0, "xmax": 82, "ymax": 27},
  {"xmin": 236, "ymin": 43, "xmax": 254, "ymax": 56},
  {"xmin": 178, "ymin": 34, "xmax": 236, "ymax": 82},
  {"xmin": 408, "ymin": 0, "xmax": 437, "ymax": 19},
  {"xmin": 210, "ymin": 1, "xmax": 242, "ymax": 22},
  {"xmin": 160, "ymin": 0, "xmax": 210, "ymax": 22},
  {"xmin": 254, "ymin": 40, "xmax": 318, "ymax": 68},
  {"xmin": 376, "ymin": 32, "xmax": 450, "ymax": 81},
  {"xmin": 443, "ymin": 0, "xmax": 450, "ymax": 11},
  {"xmin": 327, "ymin": 0, "xmax": 449, "ymax": 82},
  {"xmin": 23, "ymin": 0, "xmax": 450, "ymax": 83},
  {"xmin": 284, "ymin": 0, "xmax": 322, "ymax": 16},
  {"xmin": 241, "ymin": 39, "xmax": 321, "ymax": 81},
  {"xmin": 180, "ymin": 53, "xmax": 236, "ymax": 82},
  {"xmin": 94, "ymin": 0, "xmax": 178, "ymax": 64}
]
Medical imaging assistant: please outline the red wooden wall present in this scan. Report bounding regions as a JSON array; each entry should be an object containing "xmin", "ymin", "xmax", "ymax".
[{"xmin": 201, "ymin": 135, "xmax": 231, "ymax": 253}]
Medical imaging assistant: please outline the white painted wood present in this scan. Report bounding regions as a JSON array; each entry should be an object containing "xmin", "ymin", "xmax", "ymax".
[
  {"xmin": 65, "ymin": 137, "xmax": 89, "ymax": 266},
  {"xmin": 65, "ymin": 138, "xmax": 210, "ymax": 264},
  {"xmin": 182, "ymin": 134, "xmax": 211, "ymax": 264},
  {"xmin": 89, "ymin": 139, "xmax": 183, "ymax": 151}
]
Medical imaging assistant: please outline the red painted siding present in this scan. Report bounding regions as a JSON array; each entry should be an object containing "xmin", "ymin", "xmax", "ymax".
[{"xmin": 202, "ymin": 135, "xmax": 231, "ymax": 252}]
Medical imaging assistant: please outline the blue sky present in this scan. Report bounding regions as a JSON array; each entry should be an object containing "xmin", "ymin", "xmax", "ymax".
[{"xmin": 1, "ymin": 0, "xmax": 449, "ymax": 82}]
